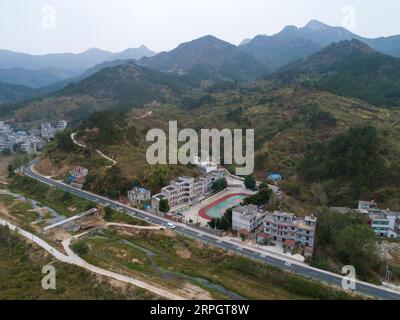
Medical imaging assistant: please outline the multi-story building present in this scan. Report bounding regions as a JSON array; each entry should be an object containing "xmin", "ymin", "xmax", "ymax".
[
  {"xmin": 128, "ymin": 187, "xmax": 151, "ymax": 205},
  {"xmin": 193, "ymin": 156, "xmax": 218, "ymax": 174},
  {"xmin": 57, "ymin": 120, "xmax": 68, "ymax": 131},
  {"xmin": 232, "ymin": 205, "xmax": 266, "ymax": 233},
  {"xmin": 358, "ymin": 200, "xmax": 399, "ymax": 238},
  {"xmin": 67, "ymin": 166, "xmax": 89, "ymax": 190},
  {"xmin": 262, "ymin": 211, "xmax": 317, "ymax": 257},
  {"xmin": 368, "ymin": 213, "xmax": 390, "ymax": 237},
  {"xmin": 152, "ymin": 169, "xmax": 225, "ymax": 210}
]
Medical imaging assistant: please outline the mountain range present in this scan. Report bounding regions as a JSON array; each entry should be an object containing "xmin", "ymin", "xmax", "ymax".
[
  {"xmin": 3, "ymin": 19, "xmax": 400, "ymax": 120},
  {"xmin": 240, "ymin": 20, "xmax": 400, "ymax": 70},
  {"xmin": 0, "ymin": 45, "xmax": 156, "ymax": 71},
  {"xmin": 273, "ymin": 39, "xmax": 400, "ymax": 107},
  {"xmin": 0, "ymin": 45, "xmax": 156, "ymax": 90},
  {"xmin": 137, "ymin": 35, "xmax": 268, "ymax": 83}
]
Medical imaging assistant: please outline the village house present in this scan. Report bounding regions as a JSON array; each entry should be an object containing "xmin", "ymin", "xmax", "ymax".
[
  {"xmin": 67, "ymin": 166, "xmax": 89, "ymax": 190},
  {"xmin": 261, "ymin": 211, "xmax": 317, "ymax": 257},
  {"xmin": 232, "ymin": 204, "xmax": 266, "ymax": 233},
  {"xmin": 128, "ymin": 187, "xmax": 151, "ymax": 205},
  {"xmin": 358, "ymin": 200, "xmax": 399, "ymax": 238}
]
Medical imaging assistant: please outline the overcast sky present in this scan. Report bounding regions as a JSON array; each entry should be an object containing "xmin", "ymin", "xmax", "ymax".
[{"xmin": 1, "ymin": 0, "xmax": 399, "ymax": 54}]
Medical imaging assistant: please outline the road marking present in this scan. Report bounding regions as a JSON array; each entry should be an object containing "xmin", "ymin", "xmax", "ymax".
[{"xmin": 284, "ymin": 260, "xmax": 293, "ymax": 267}]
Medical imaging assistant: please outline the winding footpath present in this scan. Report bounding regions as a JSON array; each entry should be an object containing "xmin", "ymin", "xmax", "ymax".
[
  {"xmin": 70, "ymin": 132, "xmax": 117, "ymax": 168},
  {"xmin": 0, "ymin": 217, "xmax": 184, "ymax": 300}
]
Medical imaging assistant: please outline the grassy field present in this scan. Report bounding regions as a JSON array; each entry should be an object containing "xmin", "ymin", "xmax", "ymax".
[
  {"xmin": 74, "ymin": 227, "xmax": 359, "ymax": 300},
  {"xmin": 0, "ymin": 225, "xmax": 158, "ymax": 300}
]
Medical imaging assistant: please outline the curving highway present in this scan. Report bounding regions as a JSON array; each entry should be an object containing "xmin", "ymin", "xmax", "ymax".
[{"xmin": 24, "ymin": 159, "xmax": 400, "ymax": 300}]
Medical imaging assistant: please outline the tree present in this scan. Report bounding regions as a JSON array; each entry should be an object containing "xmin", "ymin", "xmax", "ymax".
[
  {"xmin": 158, "ymin": 199, "xmax": 170, "ymax": 213},
  {"xmin": 207, "ymin": 208, "xmax": 233, "ymax": 231},
  {"xmin": 244, "ymin": 175, "xmax": 256, "ymax": 190},
  {"xmin": 149, "ymin": 165, "xmax": 170, "ymax": 192},
  {"xmin": 243, "ymin": 188, "xmax": 272, "ymax": 206},
  {"xmin": 259, "ymin": 181, "xmax": 269, "ymax": 190},
  {"xmin": 310, "ymin": 183, "xmax": 328, "ymax": 206},
  {"xmin": 7, "ymin": 164, "xmax": 15, "ymax": 177},
  {"xmin": 71, "ymin": 242, "xmax": 89, "ymax": 255},
  {"xmin": 336, "ymin": 224, "xmax": 380, "ymax": 282},
  {"xmin": 104, "ymin": 207, "xmax": 113, "ymax": 221},
  {"xmin": 212, "ymin": 178, "xmax": 228, "ymax": 192},
  {"xmin": 55, "ymin": 130, "xmax": 76, "ymax": 152}
]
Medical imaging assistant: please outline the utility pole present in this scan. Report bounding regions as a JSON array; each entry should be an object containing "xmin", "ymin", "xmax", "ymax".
[
  {"xmin": 385, "ymin": 261, "xmax": 392, "ymax": 284},
  {"xmin": 8, "ymin": 237, "xmax": 11, "ymax": 257}
]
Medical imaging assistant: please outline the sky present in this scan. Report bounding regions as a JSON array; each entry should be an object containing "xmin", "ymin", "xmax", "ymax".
[{"xmin": 0, "ymin": 0, "xmax": 399, "ymax": 55}]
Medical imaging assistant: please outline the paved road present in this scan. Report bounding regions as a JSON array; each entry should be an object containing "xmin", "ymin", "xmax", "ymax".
[{"xmin": 24, "ymin": 160, "xmax": 400, "ymax": 300}]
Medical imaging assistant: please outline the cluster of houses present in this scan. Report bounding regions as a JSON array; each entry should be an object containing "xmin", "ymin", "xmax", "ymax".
[
  {"xmin": 232, "ymin": 205, "xmax": 317, "ymax": 257},
  {"xmin": 40, "ymin": 121, "xmax": 68, "ymax": 140},
  {"xmin": 123, "ymin": 157, "xmax": 225, "ymax": 211},
  {"xmin": 67, "ymin": 166, "xmax": 89, "ymax": 190},
  {"xmin": 357, "ymin": 200, "xmax": 400, "ymax": 238},
  {"xmin": 0, "ymin": 120, "xmax": 67, "ymax": 154}
]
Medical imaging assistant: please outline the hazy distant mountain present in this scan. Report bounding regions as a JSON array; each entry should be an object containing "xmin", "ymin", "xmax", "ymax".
[
  {"xmin": 241, "ymin": 20, "xmax": 400, "ymax": 70},
  {"xmin": 240, "ymin": 28, "xmax": 322, "ymax": 70},
  {"xmin": 0, "ymin": 45, "xmax": 156, "ymax": 73},
  {"xmin": 274, "ymin": 39, "xmax": 400, "ymax": 107},
  {"xmin": 110, "ymin": 45, "xmax": 157, "ymax": 61},
  {"xmin": 138, "ymin": 35, "xmax": 269, "ymax": 82},
  {"xmin": 0, "ymin": 81, "xmax": 41, "ymax": 104},
  {"xmin": 239, "ymin": 38, "xmax": 252, "ymax": 46},
  {"xmin": 0, "ymin": 67, "xmax": 78, "ymax": 88}
]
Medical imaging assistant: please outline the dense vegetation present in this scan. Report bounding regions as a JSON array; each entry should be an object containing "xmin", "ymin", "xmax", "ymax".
[
  {"xmin": 312, "ymin": 208, "xmax": 400, "ymax": 284},
  {"xmin": 297, "ymin": 125, "xmax": 392, "ymax": 205}
]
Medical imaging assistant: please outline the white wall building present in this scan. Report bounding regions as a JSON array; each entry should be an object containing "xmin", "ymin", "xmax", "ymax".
[
  {"xmin": 232, "ymin": 205, "xmax": 266, "ymax": 233},
  {"xmin": 193, "ymin": 156, "xmax": 218, "ymax": 174},
  {"xmin": 358, "ymin": 201, "xmax": 399, "ymax": 238},
  {"xmin": 152, "ymin": 169, "xmax": 225, "ymax": 210}
]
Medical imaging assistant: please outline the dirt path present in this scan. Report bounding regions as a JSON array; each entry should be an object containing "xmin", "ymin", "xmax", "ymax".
[
  {"xmin": 0, "ymin": 217, "xmax": 184, "ymax": 300},
  {"xmin": 71, "ymin": 132, "xmax": 117, "ymax": 168}
]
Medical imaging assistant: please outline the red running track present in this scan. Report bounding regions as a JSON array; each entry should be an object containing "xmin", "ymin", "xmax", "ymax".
[{"xmin": 198, "ymin": 193, "xmax": 250, "ymax": 221}]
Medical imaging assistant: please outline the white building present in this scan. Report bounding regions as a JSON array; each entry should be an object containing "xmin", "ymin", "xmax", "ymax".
[
  {"xmin": 358, "ymin": 201, "xmax": 399, "ymax": 238},
  {"xmin": 152, "ymin": 169, "xmax": 225, "ymax": 210},
  {"xmin": 57, "ymin": 120, "xmax": 68, "ymax": 131},
  {"xmin": 194, "ymin": 156, "xmax": 218, "ymax": 174},
  {"xmin": 232, "ymin": 205, "xmax": 266, "ymax": 233},
  {"xmin": 262, "ymin": 211, "xmax": 317, "ymax": 257},
  {"xmin": 128, "ymin": 187, "xmax": 151, "ymax": 205}
]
